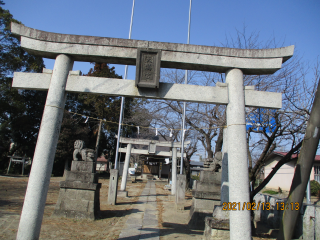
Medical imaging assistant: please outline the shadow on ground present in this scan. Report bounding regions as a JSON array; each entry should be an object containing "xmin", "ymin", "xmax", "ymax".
[
  {"xmin": 98, "ymin": 208, "xmax": 143, "ymax": 220},
  {"xmin": 253, "ymin": 221, "xmax": 280, "ymax": 239},
  {"xmin": 116, "ymin": 201, "xmax": 145, "ymax": 205},
  {"xmin": 160, "ymin": 222, "xmax": 203, "ymax": 236},
  {"xmin": 118, "ymin": 228, "xmax": 160, "ymax": 240}
]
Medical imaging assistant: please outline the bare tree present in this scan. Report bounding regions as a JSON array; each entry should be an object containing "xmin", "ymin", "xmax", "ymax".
[
  {"xmin": 146, "ymin": 69, "xmax": 226, "ymax": 161},
  {"xmin": 127, "ymin": 27, "xmax": 318, "ymax": 201}
]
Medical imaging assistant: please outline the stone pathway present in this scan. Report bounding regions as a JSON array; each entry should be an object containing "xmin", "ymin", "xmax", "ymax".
[{"xmin": 118, "ymin": 181, "xmax": 159, "ymax": 240}]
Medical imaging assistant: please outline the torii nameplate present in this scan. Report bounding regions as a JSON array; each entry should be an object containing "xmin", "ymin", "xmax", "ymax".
[{"xmin": 135, "ymin": 48, "xmax": 161, "ymax": 88}]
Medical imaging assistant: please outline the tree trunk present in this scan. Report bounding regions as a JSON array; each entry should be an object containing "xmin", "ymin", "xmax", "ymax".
[
  {"xmin": 207, "ymin": 150, "xmax": 213, "ymax": 158},
  {"xmin": 215, "ymin": 127, "xmax": 224, "ymax": 153},
  {"xmin": 277, "ymin": 78, "xmax": 320, "ymax": 240},
  {"xmin": 184, "ymin": 158, "xmax": 191, "ymax": 189},
  {"xmin": 205, "ymin": 134, "xmax": 214, "ymax": 158}
]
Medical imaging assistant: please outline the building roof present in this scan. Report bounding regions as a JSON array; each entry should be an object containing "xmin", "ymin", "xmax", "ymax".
[
  {"xmin": 190, "ymin": 161, "xmax": 204, "ymax": 167},
  {"xmin": 97, "ymin": 156, "xmax": 108, "ymax": 162},
  {"xmin": 273, "ymin": 151, "xmax": 320, "ymax": 161}
]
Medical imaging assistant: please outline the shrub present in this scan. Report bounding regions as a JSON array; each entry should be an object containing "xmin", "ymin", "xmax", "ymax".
[
  {"xmin": 191, "ymin": 175, "xmax": 199, "ymax": 180},
  {"xmin": 310, "ymin": 180, "xmax": 320, "ymax": 196},
  {"xmin": 262, "ymin": 190, "xmax": 278, "ymax": 195}
]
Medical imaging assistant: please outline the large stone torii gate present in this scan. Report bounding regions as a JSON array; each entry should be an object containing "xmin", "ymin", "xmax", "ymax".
[{"xmin": 11, "ymin": 23, "xmax": 293, "ymax": 240}]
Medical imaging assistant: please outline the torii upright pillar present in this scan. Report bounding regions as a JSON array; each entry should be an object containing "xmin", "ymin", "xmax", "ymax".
[
  {"xmin": 226, "ymin": 68, "xmax": 251, "ymax": 239},
  {"xmin": 16, "ymin": 54, "xmax": 73, "ymax": 240}
]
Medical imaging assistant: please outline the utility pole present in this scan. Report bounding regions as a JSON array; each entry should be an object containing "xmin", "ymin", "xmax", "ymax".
[
  {"xmin": 114, "ymin": 0, "xmax": 135, "ymax": 169},
  {"xmin": 180, "ymin": 0, "xmax": 192, "ymax": 174}
]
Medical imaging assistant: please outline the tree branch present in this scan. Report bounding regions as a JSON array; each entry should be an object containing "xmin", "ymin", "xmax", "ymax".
[{"xmin": 251, "ymin": 140, "xmax": 303, "ymax": 198}]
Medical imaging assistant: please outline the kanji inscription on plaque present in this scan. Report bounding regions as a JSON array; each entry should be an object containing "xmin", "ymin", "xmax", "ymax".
[{"xmin": 135, "ymin": 48, "xmax": 161, "ymax": 88}]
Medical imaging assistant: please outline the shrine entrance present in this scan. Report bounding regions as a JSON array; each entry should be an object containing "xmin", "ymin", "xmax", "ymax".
[
  {"xmin": 117, "ymin": 137, "xmax": 188, "ymax": 185},
  {"xmin": 11, "ymin": 22, "xmax": 293, "ymax": 240}
]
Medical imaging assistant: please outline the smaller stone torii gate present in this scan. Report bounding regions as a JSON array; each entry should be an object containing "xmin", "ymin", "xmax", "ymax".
[
  {"xmin": 115, "ymin": 137, "xmax": 189, "ymax": 197},
  {"xmin": 11, "ymin": 23, "xmax": 293, "ymax": 240}
]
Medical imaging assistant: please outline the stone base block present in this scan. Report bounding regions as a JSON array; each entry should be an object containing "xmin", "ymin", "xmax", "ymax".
[
  {"xmin": 169, "ymin": 195, "xmax": 175, "ymax": 201},
  {"xmin": 200, "ymin": 171, "xmax": 221, "ymax": 183},
  {"xmin": 53, "ymin": 186, "xmax": 101, "ymax": 220},
  {"xmin": 188, "ymin": 209, "xmax": 212, "ymax": 230},
  {"xmin": 192, "ymin": 190, "xmax": 221, "ymax": 200},
  {"xmin": 193, "ymin": 197, "xmax": 220, "ymax": 210},
  {"xmin": 147, "ymin": 174, "xmax": 154, "ymax": 180},
  {"xmin": 188, "ymin": 197, "xmax": 220, "ymax": 229},
  {"xmin": 203, "ymin": 217, "xmax": 230, "ymax": 240},
  {"xmin": 53, "ymin": 209, "xmax": 95, "ymax": 219},
  {"xmin": 108, "ymin": 169, "xmax": 118, "ymax": 205},
  {"xmin": 65, "ymin": 170, "xmax": 98, "ymax": 183},
  {"xmin": 176, "ymin": 174, "xmax": 186, "ymax": 209},
  {"xmin": 131, "ymin": 176, "xmax": 136, "ymax": 183},
  {"xmin": 71, "ymin": 161, "xmax": 96, "ymax": 173},
  {"xmin": 117, "ymin": 190, "xmax": 128, "ymax": 198},
  {"xmin": 175, "ymin": 203, "xmax": 185, "ymax": 211},
  {"xmin": 60, "ymin": 181, "xmax": 100, "ymax": 190},
  {"xmin": 212, "ymin": 205, "xmax": 230, "ymax": 220}
]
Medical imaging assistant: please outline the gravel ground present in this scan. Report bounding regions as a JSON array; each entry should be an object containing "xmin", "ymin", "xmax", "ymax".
[
  {"xmin": 0, "ymin": 175, "xmax": 146, "ymax": 240},
  {"xmin": 0, "ymin": 175, "xmax": 288, "ymax": 240}
]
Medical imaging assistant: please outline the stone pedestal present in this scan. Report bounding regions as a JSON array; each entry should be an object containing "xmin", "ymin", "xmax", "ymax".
[
  {"xmin": 117, "ymin": 190, "xmax": 128, "ymax": 198},
  {"xmin": 108, "ymin": 169, "xmax": 118, "ymax": 205},
  {"xmin": 53, "ymin": 161, "xmax": 101, "ymax": 220},
  {"xmin": 203, "ymin": 205, "xmax": 230, "ymax": 239},
  {"xmin": 204, "ymin": 215, "xmax": 230, "ymax": 240},
  {"xmin": 188, "ymin": 154, "xmax": 222, "ymax": 230},
  {"xmin": 175, "ymin": 174, "xmax": 186, "ymax": 211},
  {"xmin": 131, "ymin": 175, "xmax": 136, "ymax": 183}
]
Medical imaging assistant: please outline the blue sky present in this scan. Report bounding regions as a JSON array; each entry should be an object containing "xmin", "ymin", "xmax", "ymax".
[
  {"xmin": 5, "ymin": 0, "xmax": 320, "ymax": 81},
  {"xmin": 5, "ymin": 0, "xmax": 320, "ymax": 159}
]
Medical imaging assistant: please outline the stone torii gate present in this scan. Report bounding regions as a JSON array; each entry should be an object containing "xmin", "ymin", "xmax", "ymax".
[
  {"xmin": 115, "ymin": 137, "xmax": 189, "ymax": 198},
  {"xmin": 11, "ymin": 23, "xmax": 293, "ymax": 240},
  {"xmin": 107, "ymin": 137, "xmax": 190, "ymax": 205}
]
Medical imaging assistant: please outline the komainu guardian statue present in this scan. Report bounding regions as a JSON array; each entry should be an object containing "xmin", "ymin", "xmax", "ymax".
[
  {"xmin": 203, "ymin": 152, "xmax": 222, "ymax": 172},
  {"xmin": 54, "ymin": 140, "xmax": 100, "ymax": 219},
  {"xmin": 73, "ymin": 140, "xmax": 95, "ymax": 162}
]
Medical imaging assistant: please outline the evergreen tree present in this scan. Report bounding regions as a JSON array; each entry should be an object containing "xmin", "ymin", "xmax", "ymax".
[
  {"xmin": 0, "ymin": 1, "xmax": 45, "ymax": 174},
  {"xmin": 0, "ymin": 1, "xmax": 147, "ymax": 175},
  {"xmin": 53, "ymin": 63, "xmax": 139, "ymax": 175}
]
